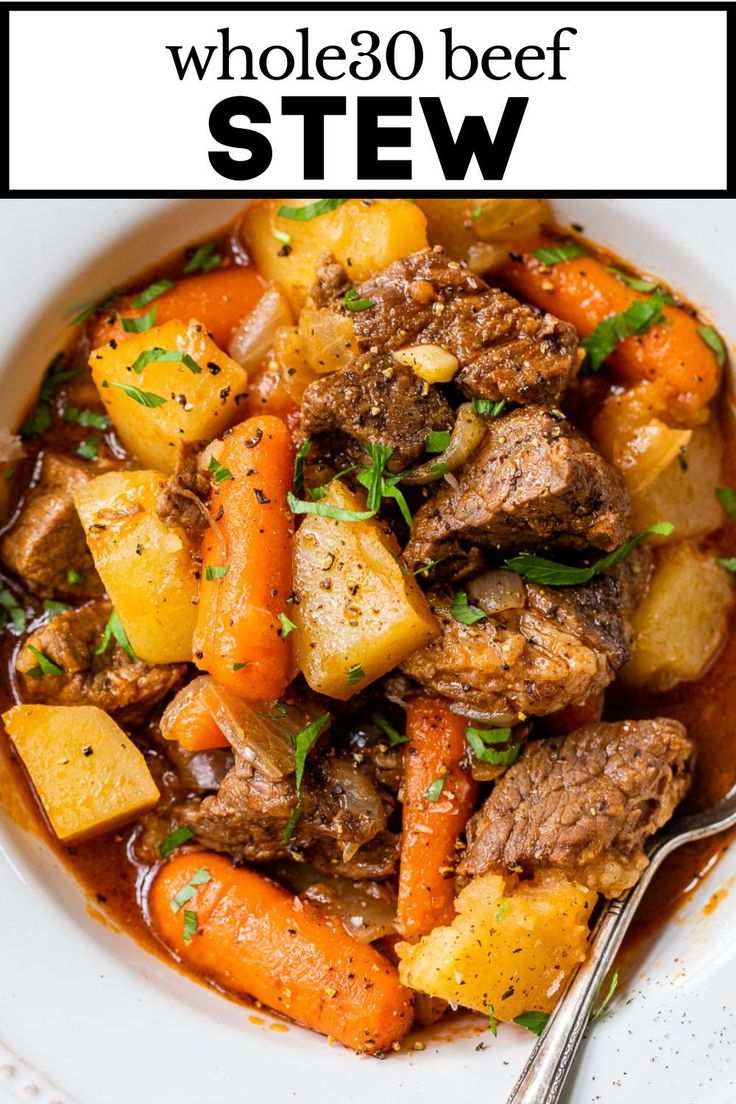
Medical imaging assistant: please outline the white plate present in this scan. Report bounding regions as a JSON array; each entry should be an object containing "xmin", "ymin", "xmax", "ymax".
[{"xmin": 1, "ymin": 198, "xmax": 735, "ymax": 1104}]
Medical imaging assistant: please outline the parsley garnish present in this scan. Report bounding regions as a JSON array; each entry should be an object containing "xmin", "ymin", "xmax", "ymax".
[
  {"xmin": 109, "ymin": 382, "xmax": 167, "ymax": 408},
  {"xmin": 208, "ymin": 456, "xmax": 234, "ymax": 484},
  {"xmin": 696, "ymin": 325, "xmax": 727, "ymax": 368},
  {"xmin": 0, "ymin": 588, "xmax": 26, "ymax": 634},
  {"xmin": 532, "ymin": 242, "xmax": 588, "ymax": 265},
  {"xmin": 371, "ymin": 712, "xmax": 408, "ymax": 747},
  {"xmin": 279, "ymin": 612, "xmax": 298, "ymax": 638},
  {"xmin": 183, "ymin": 241, "xmax": 221, "ymax": 274},
  {"xmin": 495, "ymin": 899, "xmax": 510, "ymax": 922},
  {"xmin": 424, "ymin": 776, "xmax": 446, "ymax": 802},
  {"xmin": 67, "ymin": 569, "xmax": 85, "ymax": 585},
  {"xmin": 426, "ymin": 430, "xmax": 451, "ymax": 454},
  {"xmin": 19, "ymin": 352, "xmax": 78, "ymax": 437},
  {"xmin": 293, "ymin": 438, "xmax": 311, "ymax": 494},
  {"xmin": 347, "ymin": 664, "xmax": 365, "ymax": 686},
  {"xmin": 487, "ymin": 1005, "xmax": 499, "ymax": 1036},
  {"xmin": 287, "ymin": 490, "xmax": 374, "ymax": 524},
  {"xmin": 63, "ymin": 407, "xmax": 110, "ymax": 429},
  {"xmin": 278, "ymin": 199, "xmax": 348, "ymax": 221},
  {"xmin": 473, "ymin": 398, "xmax": 506, "ymax": 418},
  {"xmin": 42, "ymin": 600, "xmax": 69, "ymax": 619},
  {"xmin": 170, "ymin": 866, "xmax": 212, "ymax": 912},
  {"xmin": 24, "ymin": 645, "xmax": 63, "ymax": 679},
  {"xmin": 591, "ymin": 968, "xmax": 619, "ymax": 1021},
  {"xmin": 283, "ymin": 804, "xmax": 302, "ymax": 844},
  {"xmin": 716, "ymin": 487, "xmax": 736, "ymax": 520},
  {"xmin": 205, "ymin": 564, "xmax": 229, "ymax": 581},
  {"xmin": 131, "ymin": 279, "xmax": 175, "ymax": 308},
  {"xmin": 465, "ymin": 726, "xmax": 521, "ymax": 767},
  {"xmin": 77, "ymin": 438, "xmax": 101, "ymax": 461},
  {"xmin": 71, "ymin": 291, "xmax": 120, "ymax": 325},
  {"xmin": 95, "ymin": 609, "xmax": 138, "ymax": 661},
  {"xmin": 182, "ymin": 909, "xmax": 199, "ymax": 944},
  {"xmin": 470, "ymin": 205, "xmax": 483, "ymax": 221},
  {"xmin": 273, "ymin": 228, "xmax": 292, "ymax": 245},
  {"xmin": 19, "ymin": 403, "xmax": 52, "ymax": 438},
  {"xmin": 605, "ymin": 266, "xmax": 661, "ymax": 294},
  {"xmin": 717, "ymin": 558, "xmax": 736, "ymax": 573},
  {"xmin": 450, "ymin": 590, "xmax": 487, "ymax": 625},
  {"xmin": 581, "ymin": 293, "xmax": 669, "ymax": 373},
  {"xmin": 159, "ymin": 825, "xmax": 195, "ymax": 859},
  {"xmin": 396, "ymin": 556, "xmax": 445, "ymax": 577},
  {"xmin": 355, "ymin": 444, "xmax": 412, "ymax": 527},
  {"xmin": 505, "ymin": 521, "xmax": 674, "ymax": 587},
  {"xmin": 513, "ymin": 1011, "xmax": 550, "ymax": 1036},
  {"xmin": 130, "ymin": 348, "xmax": 201, "ymax": 375},
  {"xmin": 343, "ymin": 288, "xmax": 375, "ymax": 312},
  {"xmin": 285, "ymin": 713, "xmax": 330, "ymax": 842},
  {"xmin": 119, "ymin": 307, "xmax": 157, "ymax": 333},
  {"xmin": 232, "ymin": 662, "xmax": 248, "ymax": 671}
]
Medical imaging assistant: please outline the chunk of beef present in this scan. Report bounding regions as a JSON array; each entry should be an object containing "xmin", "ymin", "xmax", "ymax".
[
  {"xmin": 404, "ymin": 406, "xmax": 630, "ymax": 568},
  {"xmin": 310, "ymin": 254, "xmax": 352, "ymax": 308},
  {"xmin": 16, "ymin": 600, "xmax": 187, "ymax": 723},
  {"xmin": 461, "ymin": 718, "xmax": 693, "ymax": 896},
  {"xmin": 179, "ymin": 751, "xmax": 397, "ymax": 877},
  {"xmin": 156, "ymin": 441, "xmax": 210, "ymax": 531},
  {"xmin": 300, "ymin": 355, "xmax": 453, "ymax": 471},
  {"xmin": 1, "ymin": 452, "xmax": 103, "ymax": 598},
  {"xmin": 401, "ymin": 557, "xmax": 648, "ymax": 721},
  {"xmin": 342, "ymin": 247, "xmax": 579, "ymax": 406}
]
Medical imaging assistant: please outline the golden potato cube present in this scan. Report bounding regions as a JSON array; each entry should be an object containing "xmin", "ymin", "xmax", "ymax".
[
  {"xmin": 622, "ymin": 542, "xmax": 733, "ymax": 691},
  {"xmin": 397, "ymin": 872, "xmax": 595, "ymax": 1021},
  {"xmin": 240, "ymin": 198, "xmax": 428, "ymax": 309},
  {"xmin": 417, "ymin": 198, "xmax": 550, "ymax": 273},
  {"xmin": 3, "ymin": 704, "xmax": 159, "ymax": 843},
  {"xmin": 631, "ymin": 422, "xmax": 723, "ymax": 539},
  {"xmin": 293, "ymin": 482, "xmax": 438, "ymax": 700},
  {"xmin": 89, "ymin": 319, "xmax": 248, "ymax": 472},
  {"xmin": 75, "ymin": 470, "xmax": 199, "ymax": 664}
]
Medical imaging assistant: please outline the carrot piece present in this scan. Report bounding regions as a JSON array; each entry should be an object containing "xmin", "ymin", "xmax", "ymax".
[
  {"xmin": 150, "ymin": 852, "xmax": 414, "ymax": 1054},
  {"xmin": 396, "ymin": 698, "xmax": 478, "ymax": 943},
  {"xmin": 502, "ymin": 239, "xmax": 721, "ymax": 424},
  {"xmin": 194, "ymin": 416, "xmax": 294, "ymax": 700},
  {"xmin": 160, "ymin": 676, "xmax": 229, "ymax": 752},
  {"xmin": 90, "ymin": 266, "xmax": 266, "ymax": 351}
]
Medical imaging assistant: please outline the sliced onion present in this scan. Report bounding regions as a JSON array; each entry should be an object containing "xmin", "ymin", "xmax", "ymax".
[
  {"xmin": 298, "ymin": 308, "xmax": 359, "ymax": 375},
  {"xmin": 403, "ymin": 403, "xmax": 486, "ymax": 486},
  {"xmin": 228, "ymin": 285, "xmax": 293, "ymax": 372},
  {"xmin": 449, "ymin": 701, "xmax": 518, "ymax": 727},
  {"xmin": 322, "ymin": 757, "xmax": 387, "ymax": 853},
  {"xmin": 467, "ymin": 569, "xmax": 526, "ymax": 616},
  {"xmin": 269, "ymin": 861, "xmax": 397, "ymax": 944}
]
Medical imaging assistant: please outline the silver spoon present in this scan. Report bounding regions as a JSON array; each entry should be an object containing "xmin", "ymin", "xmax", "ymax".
[{"xmin": 505, "ymin": 789, "xmax": 736, "ymax": 1104}]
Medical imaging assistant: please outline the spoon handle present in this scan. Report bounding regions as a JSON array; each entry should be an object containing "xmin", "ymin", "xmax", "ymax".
[{"xmin": 505, "ymin": 849, "xmax": 667, "ymax": 1104}]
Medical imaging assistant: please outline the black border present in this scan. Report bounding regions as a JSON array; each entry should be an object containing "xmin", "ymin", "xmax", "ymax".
[{"xmin": 3, "ymin": 3, "xmax": 732, "ymax": 198}]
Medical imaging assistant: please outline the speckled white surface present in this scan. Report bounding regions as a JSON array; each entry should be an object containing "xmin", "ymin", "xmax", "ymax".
[{"xmin": 1, "ymin": 198, "xmax": 735, "ymax": 1104}]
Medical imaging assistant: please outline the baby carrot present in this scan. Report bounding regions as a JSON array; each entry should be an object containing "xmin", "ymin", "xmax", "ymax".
[
  {"xmin": 160, "ymin": 676, "xmax": 229, "ymax": 752},
  {"xmin": 396, "ymin": 698, "xmax": 478, "ymax": 943},
  {"xmin": 150, "ymin": 852, "xmax": 414, "ymax": 1054},
  {"xmin": 503, "ymin": 239, "xmax": 721, "ymax": 424},
  {"xmin": 90, "ymin": 266, "xmax": 266, "ymax": 352},
  {"xmin": 194, "ymin": 416, "xmax": 294, "ymax": 701}
]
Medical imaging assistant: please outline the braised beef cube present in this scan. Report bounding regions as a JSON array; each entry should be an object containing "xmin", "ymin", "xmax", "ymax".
[
  {"xmin": 1, "ymin": 452, "xmax": 103, "ymax": 598},
  {"xmin": 461, "ymin": 718, "xmax": 693, "ymax": 896}
]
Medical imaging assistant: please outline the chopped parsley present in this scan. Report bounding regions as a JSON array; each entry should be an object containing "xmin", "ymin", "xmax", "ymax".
[
  {"xmin": 396, "ymin": 556, "xmax": 446, "ymax": 577},
  {"xmin": 292, "ymin": 437, "xmax": 312, "ymax": 495},
  {"xmin": 472, "ymin": 398, "xmax": 506, "ymax": 418},
  {"xmin": 130, "ymin": 348, "xmax": 201, "ymax": 375},
  {"xmin": 591, "ymin": 968, "xmax": 619, "ymax": 1021},
  {"xmin": 424, "ymin": 775, "xmax": 446, "ymax": 802},
  {"xmin": 697, "ymin": 325, "xmax": 727, "ymax": 367},
  {"xmin": 716, "ymin": 487, "xmax": 736, "ymax": 520},
  {"xmin": 371, "ymin": 711, "xmax": 408, "ymax": 747},
  {"xmin": 355, "ymin": 444, "xmax": 412, "ymax": 527},
  {"xmin": 278, "ymin": 199, "xmax": 348, "ymax": 221},
  {"xmin": 67, "ymin": 569, "xmax": 85, "ymax": 585},
  {"xmin": 208, "ymin": 456, "xmax": 234, "ymax": 484},
  {"xmin": 119, "ymin": 307, "xmax": 157, "ymax": 333},
  {"xmin": 495, "ymin": 899, "xmax": 510, "ymax": 922},
  {"xmin": 205, "ymin": 564, "xmax": 229, "ymax": 581},
  {"xmin": 20, "ymin": 402, "xmax": 52, "ymax": 439},
  {"xmin": 0, "ymin": 588, "xmax": 26, "ymax": 634},
  {"xmin": 283, "ymin": 804, "xmax": 302, "ymax": 844},
  {"xmin": 71, "ymin": 291, "xmax": 120, "ymax": 325},
  {"xmin": 170, "ymin": 866, "xmax": 212, "ymax": 912},
  {"xmin": 159, "ymin": 825, "xmax": 196, "ymax": 859},
  {"xmin": 717, "ymin": 558, "xmax": 736, "ymax": 573},
  {"xmin": 605, "ymin": 266, "xmax": 662, "ymax": 294},
  {"xmin": 24, "ymin": 644, "xmax": 63, "ymax": 679},
  {"xmin": 513, "ymin": 1011, "xmax": 550, "ymax": 1036},
  {"xmin": 532, "ymin": 242, "xmax": 588, "ymax": 265},
  {"xmin": 347, "ymin": 664, "xmax": 365, "ymax": 686},
  {"xmin": 465, "ymin": 726, "xmax": 521, "ymax": 768},
  {"xmin": 108, "ymin": 382, "xmax": 167, "ymax": 407},
  {"xmin": 22, "ymin": 352, "xmax": 79, "ymax": 436},
  {"xmin": 95, "ymin": 609, "xmax": 138, "ymax": 661},
  {"xmin": 182, "ymin": 909, "xmax": 199, "ymax": 944},
  {"xmin": 63, "ymin": 407, "xmax": 110, "ymax": 430},
  {"xmin": 42, "ymin": 600, "xmax": 70, "ymax": 619},
  {"xmin": 285, "ymin": 713, "xmax": 330, "ymax": 841},
  {"xmin": 343, "ymin": 288, "xmax": 375, "ymax": 312},
  {"xmin": 287, "ymin": 490, "xmax": 374, "ymax": 524},
  {"xmin": 425, "ymin": 430, "xmax": 451, "ymax": 454},
  {"xmin": 278, "ymin": 612, "xmax": 298, "ymax": 638},
  {"xmin": 470, "ymin": 205, "xmax": 483, "ymax": 221},
  {"xmin": 77, "ymin": 438, "xmax": 101, "ymax": 461},
  {"xmin": 581, "ymin": 293, "xmax": 669, "ymax": 373},
  {"xmin": 505, "ymin": 521, "xmax": 674, "ymax": 586},
  {"xmin": 487, "ymin": 1005, "xmax": 499, "ymax": 1036},
  {"xmin": 183, "ymin": 241, "xmax": 221, "ymax": 274},
  {"xmin": 131, "ymin": 279, "xmax": 175, "ymax": 308},
  {"xmin": 232, "ymin": 662, "xmax": 248, "ymax": 671},
  {"xmin": 272, "ymin": 228, "xmax": 292, "ymax": 245},
  {"xmin": 450, "ymin": 590, "xmax": 487, "ymax": 625}
]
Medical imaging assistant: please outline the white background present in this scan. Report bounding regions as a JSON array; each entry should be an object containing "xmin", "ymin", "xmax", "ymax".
[{"xmin": 8, "ymin": 8, "xmax": 728, "ymax": 191}]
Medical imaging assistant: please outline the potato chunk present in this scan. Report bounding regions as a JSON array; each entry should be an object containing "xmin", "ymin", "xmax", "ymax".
[
  {"xmin": 75, "ymin": 470, "xmax": 199, "ymax": 664},
  {"xmin": 416, "ymin": 198, "xmax": 550, "ymax": 273},
  {"xmin": 396, "ymin": 872, "xmax": 594, "ymax": 1020},
  {"xmin": 622, "ymin": 542, "xmax": 733, "ymax": 691},
  {"xmin": 630, "ymin": 422, "xmax": 723, "ymax": 539},
  {"xmin": 3, "ymin": 704, "xmax": 159, "ymax": 843},
  {"xmin": 240, "ymin": 199, "xmax": 428, "ymax": 309},
  {"xmin": 292, "ymin": 482, "xmax": 438, "ymax": 700},
  {"xmin": 89, "ymin": 319, "xmax": 248, "ymax": 472}
]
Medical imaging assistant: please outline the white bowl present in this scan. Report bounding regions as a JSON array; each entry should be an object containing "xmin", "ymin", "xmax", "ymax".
[{"xmin": 1, "ymin": 199, "xmax": 735, "ymax": 1104}]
